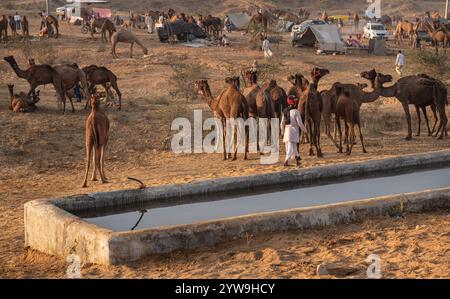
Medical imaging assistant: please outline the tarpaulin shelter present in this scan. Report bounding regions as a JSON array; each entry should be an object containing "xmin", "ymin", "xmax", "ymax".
[
  {"xmin": 157, "ymin": 20, "xmax": 207, "ymax": 42},
  {"xmin": 227, "ymin": 13, "xmax": 251, "ymax": 30},
  {"xmin": 293, "ymin": 24, "xmax": 345, "ymax": 53},
  {"xmin": 274, "ymin": 20, "xmax": 294, "ymax": 32},
  {"xmin": 92, "ymin": 7, "xmax": 112, "ymax": 18}
]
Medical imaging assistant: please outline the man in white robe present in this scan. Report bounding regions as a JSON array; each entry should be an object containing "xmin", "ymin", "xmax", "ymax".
[{"xmin": 280, "ymin": 95, "xmax": 307, "ymax": 166}]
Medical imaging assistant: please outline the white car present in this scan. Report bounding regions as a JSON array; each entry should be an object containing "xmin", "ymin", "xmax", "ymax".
[{"xmin": 363, "ymin": 23, "xmax": 388, "ymax": 39}]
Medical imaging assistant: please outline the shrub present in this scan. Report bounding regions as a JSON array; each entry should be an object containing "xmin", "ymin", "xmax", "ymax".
[
  {"xmin": 411, "ymin": 50, "xmax": 449, "ymax": 81},
  {"xmin": 168, "ymin": 61, "xmax": 207, "ymax": 102}
]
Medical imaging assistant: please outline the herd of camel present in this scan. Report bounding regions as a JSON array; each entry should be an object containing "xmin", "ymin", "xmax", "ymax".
[
  {"xmin": 395, "ymin": 17, "xmax": 450, "ymax": 48},
  {"xmin": 195, "ymin": 68, "xmax": 448, "ymax": 160}
]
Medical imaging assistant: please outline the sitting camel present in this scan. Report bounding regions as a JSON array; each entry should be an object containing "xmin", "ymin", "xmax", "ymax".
[
  {"xmin": 111, "ymin": 29, "xmax": 148, "ymax": 58},
  {"xmin": 82, "ymin": 93, "xmax": 110, "ymax": 188},
  {"xmin": 7, "ymin": 84, "xmax": 40, "ymax": 112}
]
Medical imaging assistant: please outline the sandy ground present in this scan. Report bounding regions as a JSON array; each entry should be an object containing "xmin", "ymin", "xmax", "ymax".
[{"xmin": 0, "ymin": 17, "xmax": 449, "ymax": 278}]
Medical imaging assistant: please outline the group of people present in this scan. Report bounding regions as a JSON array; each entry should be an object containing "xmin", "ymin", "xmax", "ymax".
[{"xmin": 7, "ymin": 12, "xmax": 28, "ymax": 37}]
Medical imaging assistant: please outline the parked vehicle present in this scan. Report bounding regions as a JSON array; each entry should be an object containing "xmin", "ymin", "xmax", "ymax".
[
  {"xmin": 291, "ymin": 19, "xmax": 327, "ymax": 38},
  {"xmin": 363, "ymin": 22, "xmax": 388, "ymax": 39}
]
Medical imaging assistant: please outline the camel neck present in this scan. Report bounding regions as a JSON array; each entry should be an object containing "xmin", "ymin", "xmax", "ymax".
[
  {"xmin": 380, "ymin": 82, "xmax": 398, "ymax": 97},
  {"xmin": 201, "ymin": 87, "xmax": 217, "ymax": 111},
  {"xmin": 359, "ymin": 82, "xmax": 382, "ymax": 103},
  {"xmin": 7, "ymin": 59, "xmax": 29, "ymax": 79}
]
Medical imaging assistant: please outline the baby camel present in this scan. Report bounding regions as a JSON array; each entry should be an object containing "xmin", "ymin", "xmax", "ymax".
[{"xmin": 82, "ymin": 94, "xmax": 110, "ymax": 188}]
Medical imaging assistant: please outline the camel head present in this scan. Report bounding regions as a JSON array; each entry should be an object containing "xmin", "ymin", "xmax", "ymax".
[
  {"xmin": 376, "ymin": 73, "xmax": 393, "ymax": 85},
  {"xmin": 194, "ymin": 79, "xmax": 210, "ymax": 94},
  {"xmin": 3, "ymin": 55, "xmax": 16, "ymax": 65},
  {"xmin": 90, "ymin": 94, "xmax": 101, "ymax": 109},
  {"xmin": 225, "ymin": 76, "xmax": 241, "ymax": 90},
  {"xmin": 360, "ymin": 69, "xmax": 377, "ymax": 87},
  {"xmin": 311, "ymin": 67, "xmax": 330, "ymax": 82}
]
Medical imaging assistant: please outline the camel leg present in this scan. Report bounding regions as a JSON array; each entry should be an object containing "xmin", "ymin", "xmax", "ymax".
[
  {"xmin": 336, "ymin": 116, "xmax": 343, "ymax": 153},
  {"xmin": 344, "ymin": 122, "xmax": 350, "ymax": 154},
  {"xmin": 110, "ymin": 80, "xmax": 122, "ymax": 109},
  {"xmin": 421, "ymin": 106, "xmax": 431, "ymax": 136},
  {"xmin": 357, "ymin": 122, "xmax": 367, "ymax": 153},
  {"xmin": 244, "ymin": 125, "xmax": 249, "ymax": 160},
  {"xmin": 91, "ymin": 147, "xmax": 98, "ymax": 181},
  {"xmin": 232, "ymin": 122, "xmax": 238, "ymax": 161},
  {"xmin": 435, "ymin": 108, "xmax": 448, "ymax": 139},
  {"xmin": 308, "ymin": 119, "xmax": 315, "ymax": 157},
  {"xmin": 430, "ymin": 105, "xmax": 438, "ymax": 135},
  {"xmin": 346, "ymin": 122, "xmax": 355, "ymax": 155},
  {"xmin": 222, "ymin": 119, "xmax": 227, "ymax": 160},
  {"xmin": 82, "ymin": 143, "xmax": 93, "ymax": 188},
  {"xmin": 99, "ymin": 145, "xmax": 108, "ymax": 183},
  {"xmin": 401, "ymin": 100, "xmax": 413, "ymax": 140},
  {"xmin": 315, "ymin": 120, "xmax": 323, "ymax": 158},
  {"xmin": 415, "ymin": 105, "xmax": 421, "ymax": 136},
  {"xmin": 130, "ymin": 42, "xmax": 134, "ymax": 58}
]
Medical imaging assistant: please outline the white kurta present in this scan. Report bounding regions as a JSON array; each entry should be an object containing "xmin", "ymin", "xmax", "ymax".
[{"xmin": 281, "ymin": 109, "xmax": 307, "ymax": 161}]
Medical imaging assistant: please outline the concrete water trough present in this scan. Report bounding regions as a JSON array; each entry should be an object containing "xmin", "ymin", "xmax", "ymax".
[{"xmin": 25, "ymin": 150, "xmax": 450, "ymax": 265}]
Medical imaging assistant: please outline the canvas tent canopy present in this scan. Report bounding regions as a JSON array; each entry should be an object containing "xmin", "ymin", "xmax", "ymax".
[
  {"xmin": 293, "ymin": 24, "xmax": 345, "ymax": 53},
  {"xmin": 157, "ymin": 20, "xmax": 207, "ymax": 42},
  {"xmin": 227, "ymin": 13, "xmax": 251, "ymax": 30}
]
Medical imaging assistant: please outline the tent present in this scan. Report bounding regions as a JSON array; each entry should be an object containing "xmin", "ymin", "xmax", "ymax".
[
  {"xmin": 157, "ymin": 20, "xmax": 207, "ymax": 42},
  {"xmin": 227, "ymin": 13, "xmax": 251, "ymax": 30},
  {"xmin": 293, "ymin": 24, "xmax": 345, "ymax": 53}
]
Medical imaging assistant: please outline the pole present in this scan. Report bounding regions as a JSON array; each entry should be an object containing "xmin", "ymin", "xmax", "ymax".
[
  {"xmin": 46, "ymin": 0, "xmax": 49, "ymax": 15},
  {"xmin": 445, "ymin": 0, "xmax": 449, "ymax": 19}
]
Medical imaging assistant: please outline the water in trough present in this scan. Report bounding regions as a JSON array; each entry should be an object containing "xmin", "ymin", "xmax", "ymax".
[{"xmin": 82, "ymin": 167, "xmax": 450, "ymax": 231}]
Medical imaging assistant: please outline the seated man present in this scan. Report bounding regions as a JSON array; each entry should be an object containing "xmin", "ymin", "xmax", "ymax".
[{"xmin": 346, "ymin": 35, "xmax": 361, "ymax": 47}]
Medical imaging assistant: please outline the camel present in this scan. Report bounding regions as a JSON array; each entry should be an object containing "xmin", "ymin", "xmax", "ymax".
[
  {"xmin": 360, "ymin": 69, "xmax": 448, "ymax": 140},
  {"xmin": 287, "ymin": 72, "xmax": 323, "ymax": 157},
  {"xmin": 199, "ymin": 15, "xmax": 222, "ymax": 40},
  {"xmin": 333, "ymin": 73, "xmax": 391, "ymax": 155},
  {"xmin": 3, "ymin": 56, "xmax": 68, "ymax": 113},
  {"xmin": 7, "ymin": 84, "xmax": 40, "ymax": 112},
  {"xmin": 423, "ymin": 22, "xmax": 449, "ymax": 48},
  {"xmin": 0, "ymin": 15, "xmax": 7, "ymax": 42},
  {"xmin": 321, "ymin": 70, "xmax": 393, "ymax": 147},
  {"xmin": 90, "ymin": 18, "xmax": 116, "ymax": 42},
  {"xmin": 111, "ymin": 29, "xmax": 148, "ymax": 59},
  {"xmin": 82, "ymin": 94, "xmax": 110, "ymax": 188},
  {"xmin": 395, "ymin": 20, "xmax": 415, "ymax": 45},
  {"xmin": 39, "ymin": 13, "xmax": 59, "ymax": 38},
  {"xmin": 246, "ymin": 11, "xmax": 272, "ymax": 33},
  {"xmin": 195, "ymin": 79, "xmax": 249, "ymax": 160},
  {"xmin": 8, "ymin": 16, "xmax": 16, "ymax": 38},
  {"xmin": 82, "ymin": 65, "xmax": 122, "ymax": 109},
  {"xmin": 52, "ymin": 63, "xmax": 90, "ymax": 112}
]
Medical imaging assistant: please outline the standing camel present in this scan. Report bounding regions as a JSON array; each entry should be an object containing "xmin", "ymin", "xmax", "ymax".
[
  {"xmin": 82, "ymin": 94, "xmax": 110, "ymax": 188},
  {"xmin": 53, "ymin": 63, "xmax": 90, "ymax": 112},
  {"xmin": 423, "ymin": 22, "xmax": 449, "ymax": 48},
  {"xmin": 90, "ymin": 18, "xmax": 116, "ymax": 42},
  {"xmin": 111, "ymin": 29, "xmax": 148, "ymax": 58},
  {"xmin": 394, "ymin": 20, "xmax": 414, "ymax": 45},
  {"xmin": 82, "ymin": 65, "xmax": 122, "ymax": 109},
  {"xmin": 360, "ymin": 69, "xmax": 448, "ymax": 139},
  {"xmin": 39, "ymin": 13, "xmax": 59, "ymax": 38},
  {"xmin": 195, "ymin": 79, "xmax": 249, "ymax": 160},
  {"xmin": 333, "ymin": 73, "xmax": 392, "ymax": 155},
  {"xmin": 0, "ymin": 15, "xmax": 7, "ymax": 42},
  {"xmin": 3, "ymin": 56, "xmax": 68, "ymax": 113},
  {"xmin": 246, "ymin": 11, "xmax": 272, "ymax": 33}
]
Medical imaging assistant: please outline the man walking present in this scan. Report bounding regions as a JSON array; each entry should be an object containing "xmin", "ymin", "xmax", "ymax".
[
  {"xmin": 262, "ymin": 36, "xmax": 272, "ymax": 59},
  {"xmin": 146, "ymin": 13, "xmax": 153, "ymax": 34},
  {"xmin": 395, "ymin": 50, "xmax": 405, "ymax": 77}
]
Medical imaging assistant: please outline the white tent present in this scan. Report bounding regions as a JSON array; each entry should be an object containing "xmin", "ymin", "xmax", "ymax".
[
  {"xmin": 294, "ymin": 24, "xmax": 345, "ymax": 53},
  {"xmin": 227, "ymin": 13, "xmax": 251, "ymax": 29}
]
